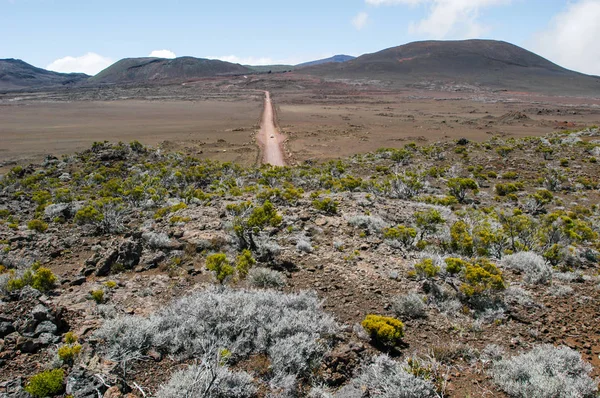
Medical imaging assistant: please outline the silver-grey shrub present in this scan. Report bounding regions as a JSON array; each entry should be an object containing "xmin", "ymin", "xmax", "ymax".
[
  {"xmin": 142, "ymin": 231, "xmax": 172, "ymax": 249},
  {"xmin": 248, "ymin": 268, "xmax": 286, "ymax": 289},
  {"xmin": 95, "ymin": 288, "xmax": 337, "ymax": 379},
  {"xmin": 392, "ymin": 293, "xmax": 427, "ymax": 319},
  {"xmin": 157, "ymin": 356, "xmax": 256, "ymax": 398},
  {"xmin": 502, "ymin": 252, "xmax": 552, "ymax": 285},
  {"xmin": 296, "ymin": 238, "xmax": 313, "ymax": 253},
  {"xmin": 491, "ymin": 345, "xmax": 598, "ymax": 398},
  {"xmin": 0, "ymin": 273, "xmax": 10, "ymax": 295},
  {"xmin": 347, "ymin": 215, "xmax": 388, "ymax": 234},
  {"xmin": 548, "ymin": 284, "xmax": 574, "ymax": 297},
  {"xmin": 504, "ymin": 286, "xmax": 535, "ymax": 307},
  {"xmin": 354, "ymin": 355, "xmax": 439, "ymax": 398}
]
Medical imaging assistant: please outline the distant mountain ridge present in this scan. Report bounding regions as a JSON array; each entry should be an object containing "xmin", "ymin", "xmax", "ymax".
[
  {"xmin": 296, "ymin": 55, "xmax": 355, "ymax": 68},
  {"xmin": 300, "ymin": 39, "xmax": 600, "ymax": 95},
  {"xmin": 0, "ymin": 58, "xmax": 88, "ymax": 91},
  {"xmin": 2, "ymin": 40, "xmax": 599, "ymax": 95},
  {"xmin": 89, "ymin": 56, "xmax": 252, "ymax": 84}
]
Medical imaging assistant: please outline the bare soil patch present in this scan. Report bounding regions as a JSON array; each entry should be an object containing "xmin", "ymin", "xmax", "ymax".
[{"xmin": 0, "ymin": 100, "xmax": 260, "ymax": 166}]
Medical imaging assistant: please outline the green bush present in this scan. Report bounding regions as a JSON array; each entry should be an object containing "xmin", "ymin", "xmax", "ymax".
[
  {"xmin": 6, "ymin": 267, "xmax": 56, "ymax": 293},
  {"xmin": 450, "ymin": 221, "xmax": 473, "ymax": 255},
  {"xmin": 235, "ymin": 249, "xmax": 256, "ymax": 279},
  {"xmin": 412, "ymin": 258, "xmax": 440, "ymax": 279},
  {"xmin": 228, "ymin": 201, "xmax": 282, "ymax": 251},
  {"xmin": 27, "ymin": 219, "xmax": 48, "ymax": 232},
  {"xmin": 444, "ymin": 257, "xmax": 467, "ymax": 275},
  {"xmin": 74, "ymin": 205, "xmax": 103, "ymax": 225},
  {"xmin": 57, "ymin": 343, "xmax": 82, "ymax": 364},
  {"xmin": 247, "ymin": 200, "xmax": 282, "ymax": 229},
  {"xmin": 383, "ymin": 225, "xmax": 416, "ymax": 247},
  {"xmin": 418, "ymin": 195, "xmax": 458, "ymax": 207},
  {"xmin": 312, "ymin": 197, "xmax": 339, "ymax": 215},
  {"xmin": 447, "ymin": 178, "xmax": 478, "ymax": 202},
  {"xmin": 495, "ymin": 182, "xmax": 523, "ymax": 196},
  {"xmin": 130, "ymin": 140, "xmax": 145, "ymax": 152},
  {"xmin": 25, "ymin": 369, "xmax": 64, "ymax": 398},
  {"xmin": 206, "ymin": 253, "xmax": 234, "ymax": 284},
  {"xmin": 31, "ymin": 267, "xmax": 57, "ymax": 292},
  {"xmin": 154, "ymin": 202, "xmax": 187, "ymax": 220},
  {"xmin": 362, "ymin": 315, "xmax": 404, "ymax": 346},
  {"xmin": 414, "ymin": 209, "xmax": 445, "ymax": 240},
  {"xmin": 496, "ymin": 146, "xmax": 514, "ymax": 157},
  {"xmin": 103, "ymin": 281, "xmax": 117, "ymax": 289},
  {"xmin": 460, "ymin": 259, "xmax": 505, "ymax": 297},
  {"xmin": 90, "ymin": 289, "xmax": 104, "ymax": 303},
  {"xmin": 64, "ymin": 332, "xmax": 78, "ymax": 344}
]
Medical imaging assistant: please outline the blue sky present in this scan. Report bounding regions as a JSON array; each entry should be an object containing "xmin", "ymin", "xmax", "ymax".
[{"xmin": 2, "ymin": 0, "xmax": 600, "ymax": 76}]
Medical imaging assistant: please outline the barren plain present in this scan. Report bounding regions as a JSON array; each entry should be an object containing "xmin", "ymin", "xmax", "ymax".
[{"xmin": 2, "ymin": 74, "xmax": 600, "ymax": 169}]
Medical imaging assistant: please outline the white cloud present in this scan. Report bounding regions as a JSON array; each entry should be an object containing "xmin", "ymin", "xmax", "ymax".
[
  {"xmin": 46, "ymin": 52, "xmax": 113, "ymax": 76},
  {"xmin": 365, "ymin": 0, "xmax": 510, "ymax": 38},
  {"xmin": 352, "ymin": 11, "xmax": 369, "ymax": 30},
  {"xmin": 531, "ymin": 0, "xmax": 600, "ymax": 76},
  {"xmin": 149, "ymin": 49, "xmax": 176, "ymax": 59}
]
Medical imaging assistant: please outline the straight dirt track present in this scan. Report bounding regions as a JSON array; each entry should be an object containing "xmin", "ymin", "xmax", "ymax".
[{"xmin": 257, "ymin": 91, "xmax": 286, "ymax": 166}]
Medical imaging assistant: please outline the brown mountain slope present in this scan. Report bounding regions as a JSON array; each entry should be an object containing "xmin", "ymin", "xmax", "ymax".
[
  {"xmin": 300, "ymin": 40, "xmax": 600, "ymax": 96},
  {"xmin": 89, "ymin": 56, "xmax": 253, "ymax": 84},
  {"xmin": 0, "ymin": 59, "xmax": 89, "ymax": 91}
]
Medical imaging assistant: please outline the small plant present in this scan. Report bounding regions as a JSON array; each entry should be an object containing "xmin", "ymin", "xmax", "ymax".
[
  {"xmin": 447, "ymin": 178, "xmax": 478, "ymax": 203},
  {"xmin": 450, "ymin": 221, "xmax": 473, "ymax": 255},
  {"xmin": 6, "ymin": 266, "xmax": 57, "ymax": 293},
  {"xmin": 383, "ymin": 225, "xmax": 416, "ymax": 247},
  {"xmin": 495, "ymin": 182, "xmax": 523, "ymax": 196},
  {"xmin": 502, "ymin": 252, "xmax": 552, "ymax": 285},
  {"xmin": 247, "ymin": 267, "xmax": 286, "ymax": 288},
  {"xmin": 90, "ymin": 289, "xmax": 105, "ymax": 303},
  {"xmin": 31, "ymin": 267, "xmax": 57, "ymax": 292},
  {"xmin": 74, "ymin": 205, "xmax": 103, "ymax": 225},
  {"xmin": 228, "ymin": 201, "xmax": 282, "ymax": 250},
  {"xmin": 392, "ymin": 293, "xmax": 427, "ymax": 319},
  {"xmin": 312, "ymin": 197, "xmax": 339, "ymax": 215},
  {"xmin": 414, "ymin": 209, "xmax": 445, "ymax": 240},
  {"xmin": 411, "ymin": 258, "xmax": 440, "ymax": 279},
  {"xmin": 501, "ymin": 171, "xmax": 518, "ymax": 180},
  {"xmin": 362, "ymin": 314, "xmax": 405, "ymax": 346},
  {"xmin": 296, "ymin": 238, "xmax": 313, "ymax": 253},
  {"xmin": 104, "ymin": 280, "xmax": 117, "ymax": 289},
  {"xmin": 491, "ymin": 345, "xmax": 597, "ymax": 398},
  {"xmin": 496, "ymin": 146, "xmax": 514, "ymax": 157},
  {"xmin": 25, "ymin": 369, "xmax": 64, "ymax": 398},
  {"xmin": 206, "ymin": 253, "xmax": 234, "ymax": 284},
  {"xmin": 64, "ymin": 332, "xmax": 78, "ymax": 344},
  {"xmin": 27, "ymin": 219, "xmax": 48, "ymax": 232},
  {"xmin": 354, "ymin": 355, "xmax": 438, "ymax": 398},
  {"xmin": 235, "ymin": 249, "xmax": 256, "ymax": 279},
  {"xmin": 460, "ymin": 259, "xmax": 505, "ymax": 297},
  {"xmin": 444, "ymin": 257, "xmax": 467, "ymax": 275},
  {"xmin": 57, "ymin": 343, "xmax": 82, "ymax": 364}
]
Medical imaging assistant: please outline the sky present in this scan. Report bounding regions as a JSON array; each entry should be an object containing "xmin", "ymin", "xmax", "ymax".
[{"xmin": 1, "ymin": 0, "xmax": 600, "ymax": 76}]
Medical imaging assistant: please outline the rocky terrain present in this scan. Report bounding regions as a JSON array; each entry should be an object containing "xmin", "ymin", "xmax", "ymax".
[{"xmin": 1, "ymin": 126, "xmax": 600, "ymax": 397}]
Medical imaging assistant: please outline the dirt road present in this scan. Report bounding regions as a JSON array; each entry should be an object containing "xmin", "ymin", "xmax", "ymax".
[{"xmin": 257, "ymin": 91, "xmax": 286, "ymax": 166}]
